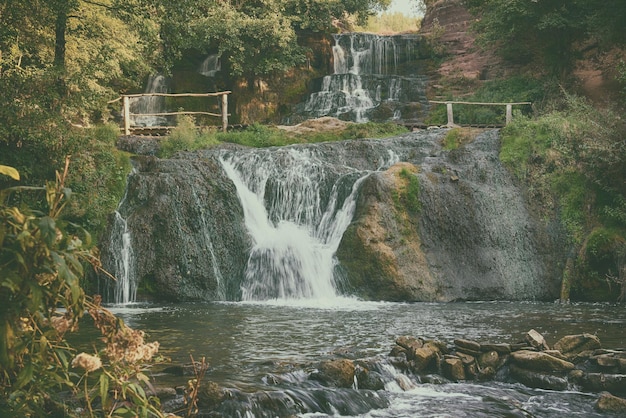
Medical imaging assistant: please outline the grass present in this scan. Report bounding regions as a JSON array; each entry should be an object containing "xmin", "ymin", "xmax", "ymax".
[{"xmin": 158, "ymin": 119, "xmax": 409, "ymax": 158}]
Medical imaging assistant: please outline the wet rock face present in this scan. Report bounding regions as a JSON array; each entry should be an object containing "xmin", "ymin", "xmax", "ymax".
[
  {"xmin": 339, "ymin": 129, "xmax": 563, "ymax": 301},
  {"xmin": 104, "ymin": 129, "xmax": 564, "ymax": 302},
  {"xmin": 102, "ymin": 150, "xmax": 252, "ymax": 301}
]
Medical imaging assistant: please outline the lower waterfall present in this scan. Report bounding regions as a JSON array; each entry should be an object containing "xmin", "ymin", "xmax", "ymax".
[{"xmin": 220, "ymin": 149, "xmax": 373, "ymax": 301}]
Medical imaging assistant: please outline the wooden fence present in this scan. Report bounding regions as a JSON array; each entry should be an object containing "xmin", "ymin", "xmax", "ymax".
[
  {"xmin": 429, "ymin": 101, "xmax": 532, "ymax": 127},
  {"xmin": 118, "ymin": 91, "xmax": 231, "ymax": 135}
]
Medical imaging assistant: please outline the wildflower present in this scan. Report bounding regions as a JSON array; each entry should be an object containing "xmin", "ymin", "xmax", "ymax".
[
  {"xmin": 72, "ymin": 352, "xmax": 102, "ymax": 373},
  {"xmin": 51, "ymin": 315, "xmax": 71, "ymax": 335}
]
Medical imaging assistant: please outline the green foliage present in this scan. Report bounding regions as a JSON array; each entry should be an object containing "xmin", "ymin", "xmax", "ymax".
[
  {"xmin": 156, "ymin": 121, "xmax": 410, "ymax": 151},
  {"xmin": 158, "ymin": 114, "xmax": 220, "ymax": 158},
  {"xmin": 500, "ymin": 117, "xmax": 555, "ymax": 180},
  {"xmin": 426, "ymin": 76, "xmax": 552, "ymax": 126},
  {"xmin": 0, "ymin": 165, "xmax": 165, "ymax": 417},
  {"xmin": 466, "ymin": 0, "xmax": 588, "ymax": 76},
  {"xmin": 398, "ymin": 167, "xmax": 421, "ymax": 214},
  {"xmin": 66, "ymin": 125, "xmax": 133, "ymax": 240},
  {"xmin": 443, "ymin": 129, "xmax": 460, "ymax": 150},
  {"xmin": 355, "ymin": 12, "xmax": 421, "ymax": 34},
  {"xmin": 500, "ymin": 93, "xmax": 626, "ymax": 300},
  {"xmin": 217, "ymin": 123, "xmax": 293, "ymax": 148},
  {"xmin": 466, "ymin": 0, "xmax": 626, "ymax": 78}
]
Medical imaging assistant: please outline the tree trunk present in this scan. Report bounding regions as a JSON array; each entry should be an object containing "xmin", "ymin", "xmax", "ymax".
[{"xmin": 53, "ymin": 5, "xmax": 68, "ymax": 69}]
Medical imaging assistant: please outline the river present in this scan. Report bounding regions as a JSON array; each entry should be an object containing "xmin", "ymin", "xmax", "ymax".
[{"xmin": 103, "ymin": 300, "xmax": 626, "ymax": 417}]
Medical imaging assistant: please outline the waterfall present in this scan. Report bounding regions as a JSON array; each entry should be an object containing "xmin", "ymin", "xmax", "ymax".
[
  {"xmin": 106, "ymin": 169, "xmax": 138, "ymax": 304},
  {"xmin": 301, "ymin": 33, "xmax": 428, "ymax": 123},
  {"xmin": 198, "ymin": 54, "xmax": 221, "ymax": 77},
  {"xmin": 220, "ymin": 148, "xmax": 371, "ymax": 301},
  {"xmin": 130, "ymin": 74, "xmax": 169, "ymax": 127},
  {"xmin": 108, "ymin": 212, "xmax": 137, "ymax": 304}
]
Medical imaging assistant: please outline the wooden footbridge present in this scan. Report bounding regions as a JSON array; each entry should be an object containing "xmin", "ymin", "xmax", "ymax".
[
  {"xmin": 112, "ymin": 91, "xmax": 530, "ymax": 135},
  {"xmin": 113, "ymin": 91, "xmax": 231, "ymax": 135},
  {"xmin": 428, "ymin": 101, "xmax": 532, "ymax": 128}
]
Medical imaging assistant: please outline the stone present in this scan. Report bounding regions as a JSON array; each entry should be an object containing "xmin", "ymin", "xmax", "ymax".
[
  {"xmin": 465, "ymin": 362, "xmax": 479, "ymax": 379},
  {"xmin": 150, "ymin": 386, "xmax": 177, "ymax": 400},
  {"xmin": 510, "ymin": 350, "xmax": 575, "ymax": 372},
  {"xmin": 412, "ymin": 345, "xmax": 439, "ymax": 373},
  {"xmin": 595, "ymin": 354, "xmax": 620, "ymax": 368},
  {"xmin": 314, "ymin": 359, "xmax": 356, "ymax": 388},
  {"xmin": 480, "ymin": 343, "xmax": 511, "ymax": 354},
  {"xmin": 554, "ymin": 334, "xmax": 601, "ymax": 359},
  {"xmin": 396, "ymin": 336, "xmax": 423, "ymax": 352},
  {"xmin": 355, "ymin": 365, "xmax": 385, "ymax": 390},
  {"xmin": 595, "ymin": 392, "xmax": 626, "ymax": 413},
  {"xmin": 198, "ymin": 381, "xmax": 225, "ymax": 408},
  {"xmin": 478, "ymin": 351, "xmax": 499, "ymax": 368},
  {"xmin": 442, "ymin": 357, "xmax": 466, "ymax": 381},
  {"xmin": 525, "ymin": 329, "xmax": 549, "ymax": 350},
  {"xmin": 456, "ymin": 352, "xmax": 476, "ymax": 365},
  {"xmin": 509, "ymin": 365, "xmax": 568, "ymax": 391},
  {"xmin": 544, "ymin": 350, "xmax": 567, "ymax": 360},
  {"xmin": 455, "ymin": 338, "xmax": 481, "ymax": 352},
  {"xmin": 389, "ymin": 345, "xmax": 408, "ymax": 358},
  {"xmin": 581, "ymin": 373, "xmax": 626, "ymax": 395}
]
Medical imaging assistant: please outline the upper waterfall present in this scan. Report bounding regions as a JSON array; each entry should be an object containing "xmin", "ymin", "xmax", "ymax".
[
  {"xmin": 299, "ymin": 33, "xmax": 428, "ymax": 123},
  {"xmin": 129, "ymin": 74, "xmax": 169, "ymax": 127}
]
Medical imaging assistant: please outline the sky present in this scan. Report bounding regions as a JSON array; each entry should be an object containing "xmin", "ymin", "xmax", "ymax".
[{"xmin": 386, "ymin": 0, "xmax": 422, "ymax": 17}]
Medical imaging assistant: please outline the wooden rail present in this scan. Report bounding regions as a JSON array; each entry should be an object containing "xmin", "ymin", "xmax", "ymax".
[
  {"xmin": 119, "ymin": 91, "xmax": 231, "ymax": 135},
  {"xmin": 430, "ymin": 101, "xmax": 532, "ymax": 127}
]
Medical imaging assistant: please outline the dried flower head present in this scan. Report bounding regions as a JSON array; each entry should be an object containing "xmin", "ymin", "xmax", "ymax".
[
  {"xmin": 72, "ymin": 352, "xmax": 102, "ymax": 373},
  {"xmin": 51, "ymin": 314, "xmax": 72, "ymax": 336}
]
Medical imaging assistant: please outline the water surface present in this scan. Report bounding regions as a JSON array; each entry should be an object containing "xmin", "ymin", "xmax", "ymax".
[{"xmin": 104, "ymin": 301, "xmax": 626, "ymax": 417}]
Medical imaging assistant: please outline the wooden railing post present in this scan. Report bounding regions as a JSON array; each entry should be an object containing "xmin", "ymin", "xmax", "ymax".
[
  {"xmin": 446, "ymin": 102, "xmax": 454, "ymax": 127},
  {"xmin": 123, "ymin": 96, "xmax": 131, "ymax": 135},
  {"xmin": 505, "ymin": 104, "xmax": 513, "ymax": 125},
  {"xmin": 221, "ymin": 93, "xmax": 228, "ymax": 132}
]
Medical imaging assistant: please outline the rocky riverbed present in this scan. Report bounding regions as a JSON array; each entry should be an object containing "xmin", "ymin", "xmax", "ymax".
[{"xmin": 152, "ymin": 329, "xmax": 626, "ymax": 417}]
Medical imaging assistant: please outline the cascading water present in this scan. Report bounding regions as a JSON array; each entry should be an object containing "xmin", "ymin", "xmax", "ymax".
[
  {"xmin": 106, "ymin": 169, "xmax": 138, "ymax": 304},
  {"xmin": 300, "ymin": 33, "xmax": 428, "ymax": 123},
  {"xmin": 198, "ymin": 54, "xmax": 221, "ymax": 77},
  {"xmin": 130, "ymin": 74, "xmax": 169, "ymax": 127},
  {"xmin": 220, "ymin": 148, "xmax": 373, "ymax": 302}
]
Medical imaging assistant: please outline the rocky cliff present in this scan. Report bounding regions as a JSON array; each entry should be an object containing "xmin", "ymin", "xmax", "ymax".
[{"xmin": 105, "ymin": 129, "xmax": 564, "ymax": 302}]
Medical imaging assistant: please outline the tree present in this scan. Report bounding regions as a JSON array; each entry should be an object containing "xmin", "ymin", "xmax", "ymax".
[
  {"xmin": 466, "ymin": 0, "xmax": 589, "ymax": 76},
  {"xmin": 466, "ymin": 0, "xmax": 626, "ymax": 78}
]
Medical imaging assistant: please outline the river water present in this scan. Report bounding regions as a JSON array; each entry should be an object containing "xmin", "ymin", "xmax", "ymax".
[{"xmin": 105, "ymin": 300, "xmax": 626, "ymax": 417}]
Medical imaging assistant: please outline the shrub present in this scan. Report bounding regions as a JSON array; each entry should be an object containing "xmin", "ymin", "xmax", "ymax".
[{"xmin": 0, "ymin": 162, "xmax": 164, "ymax": 417}]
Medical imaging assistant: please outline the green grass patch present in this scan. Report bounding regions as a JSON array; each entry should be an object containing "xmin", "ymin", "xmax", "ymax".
[{"xmin": 159, "ymin": 120, "xmax": 409, "ymax": 157}]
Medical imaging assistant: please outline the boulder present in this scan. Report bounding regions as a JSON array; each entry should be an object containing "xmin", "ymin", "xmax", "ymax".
[
  {"xmin": 198, "ymin": 381, "xmax": 225, "ymax": 408},
  {"xmin": 595, "ymin": 392, "xmax": 626, "ymax": 413},
  {"xmin": 478, "ymin": 351, "xmax": 499, "ymax": 369},
  {"xmin": 442, "ymin": 356, "xmax": 466, "ymax": 381},
  {"xmin": 480, "ymin": 343, "xmax": 511, "ymax": 354},
  {"xmin": 510, "ymin": 350, "xmax": 575, "ymax": 373},
  {"xmin": 509, "ymin": 365, "xmax": 568, "ymax": 391},
  {"xmin": 412, "ymin": 344, "xmax": 439, "ymax": 373},
  {"xmin": 454, "ymin": 338, "xmax": 481, "ymax": 352},
  {"xmin": 314, "ymin": 359, "xmax": 356, "ymax": 388},
  {"xmin": 553, "ymin": 334, "xmax": 601, "ymax": 360},
  {"xmin": 396, "ymin": 336, "xmax": 424, "ymax": 352},
  {"xmin": 581, "ymin": 373, "xmax": 626, "ymax": 395},
  {"xmin": 525, "ymin": 329, "xmax": 549, "ymax": 351},
  {"xmin": 355, "ymin": 365, "xmax": 385, "ymax": 390}
]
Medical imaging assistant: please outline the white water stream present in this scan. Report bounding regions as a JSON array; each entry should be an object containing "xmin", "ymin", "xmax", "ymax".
[
  {"xmin": 107, "ymin": 169, "xmax": 138, "ymax": 304},
  {"xmin": 220, "ymin": 149, "xmax": 370, "ymax": 302}
]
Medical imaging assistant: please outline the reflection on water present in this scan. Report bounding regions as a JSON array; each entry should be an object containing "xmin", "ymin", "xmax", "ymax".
[{"xmin": 98, "ymin": 301, "xmax": 626, "ymax": 417}]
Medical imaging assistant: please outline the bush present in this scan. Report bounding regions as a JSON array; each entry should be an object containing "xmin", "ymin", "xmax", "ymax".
[{"xmin": 0, "ymin": 163, "xmax": 164, "ymax": 417}]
